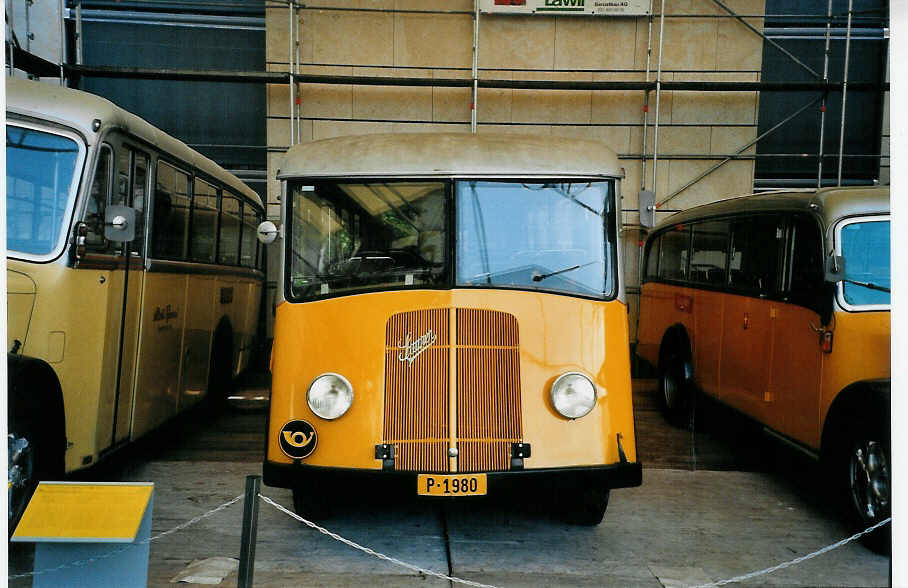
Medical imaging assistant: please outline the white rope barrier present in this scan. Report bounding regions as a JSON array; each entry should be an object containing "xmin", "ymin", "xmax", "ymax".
[
  {"xmin": 258, "ymin": 493, "xmax": 500, "ymax": 588},
  {"xmin": 688, "ymin": 517, "xmax": 891, "ymax": 587}
]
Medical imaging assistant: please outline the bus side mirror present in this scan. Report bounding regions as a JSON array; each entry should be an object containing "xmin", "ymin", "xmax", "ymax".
[
  {"xmin": 638, "ymin": 190, "xmax": 656, "ymax": 228},
  {"xmin": 257, "ymin": 220, "xmax": 279, "ymax": 245},
  {"xmin": 104, "ymin": 205, "xmax": 136, "ymax": 242},
  {"xmin": 825, "ymin": 254, "xmax": 846, "ymax": 283}
]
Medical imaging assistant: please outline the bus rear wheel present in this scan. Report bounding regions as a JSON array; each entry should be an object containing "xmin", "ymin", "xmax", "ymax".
[{"xmin": 658, "ymin": 351, "xmax": 691, "ymax": 425}]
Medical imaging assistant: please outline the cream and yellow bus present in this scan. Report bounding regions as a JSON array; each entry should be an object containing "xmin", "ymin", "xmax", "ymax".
[
  {"xmin": 261, "ymin": 133, "xmax": 641, "ymax": 525},
  {"xmin": 7, "ymin": 78, "xmax": 265, "ymax": 525},
  {"xmin": 636, "ymin": 187, "xmax": 890, "ymax": 546}
]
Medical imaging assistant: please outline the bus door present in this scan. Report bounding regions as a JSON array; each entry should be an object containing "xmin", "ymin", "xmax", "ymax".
[
  {"xmin": 107, "ymin": 141, "xmax": 150, "ymax": 447},
  {"xmin": 769, "ymin": 215, "xmax": 824, "ymax": 445},
  {"xmin": 720, "ymin": 215, "xmax": 783, "ymax": 420}
]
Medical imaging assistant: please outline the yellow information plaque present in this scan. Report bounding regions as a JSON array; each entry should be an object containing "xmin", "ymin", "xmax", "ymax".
[{"xmin": 12, "ymin": 482, "xmax": 154, "ymax": 542}]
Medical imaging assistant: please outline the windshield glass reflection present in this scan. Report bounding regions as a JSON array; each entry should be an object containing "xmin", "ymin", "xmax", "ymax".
[
  {"xmin": 456, "ymin": 181, "xmax": 614, "ymax": 298},
  {"xmin": 841, "ymin": 219, "xmax": 890, "ymax": 306},
  {"xmin": 6, "ymin": 126, "xmax": 81, "ymax": 256}
]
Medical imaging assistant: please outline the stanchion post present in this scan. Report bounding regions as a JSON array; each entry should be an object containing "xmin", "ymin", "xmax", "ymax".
[{"xmin": 238, "ymin": 475, "xmax": 261, "ymax": 588}]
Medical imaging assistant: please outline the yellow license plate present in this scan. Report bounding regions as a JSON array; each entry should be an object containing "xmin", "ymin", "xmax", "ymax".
[{"xmin": 417, "ymin": 474, "xmax": 487, "ymax": 496}]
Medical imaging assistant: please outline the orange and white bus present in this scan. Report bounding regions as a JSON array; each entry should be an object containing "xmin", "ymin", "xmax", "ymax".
[
  {"xmin": 637, "ymin": 187, "xmax": 889, "ymax": 545},
  {"xmin": 261, "ymin": 132, "xmax": 641, "ymax": 524},
  {"xmin": 7, "ymin": 78, "xmax": 265, "ymax": 525}
]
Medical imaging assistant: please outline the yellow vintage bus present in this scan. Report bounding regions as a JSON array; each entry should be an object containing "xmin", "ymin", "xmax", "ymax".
[
  {"xmin": 7, "ymin": 78, "xmax": 265, "ymax": 525},
  {"xmin": 261, "ymin": 132, "xmax": 641, "ymax": 524},
  {"xmin": 636, "ymin": 187, "xmax": 890, "ymax": 545}
]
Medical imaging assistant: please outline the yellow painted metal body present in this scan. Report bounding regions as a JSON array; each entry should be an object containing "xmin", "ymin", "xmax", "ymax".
[
  {"xmin": 637, "ymin": 281, "xmax": 890, "ymax": 450},
  {"xmin": 267, "ymin": 289, "xmax": 636, "ymax": 471},
  {"xmin": 6, "ymin": 259, "xmax": 261, "ymax": 473},
  {"xmin": 12, "ymin": 482, "xmax": 153, "ymax": 541}
]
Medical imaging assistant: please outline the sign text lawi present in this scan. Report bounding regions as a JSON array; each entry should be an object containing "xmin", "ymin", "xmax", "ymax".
[{"xmin": 480, "ymin": 0, "xmax": 650, "ymax": 17}]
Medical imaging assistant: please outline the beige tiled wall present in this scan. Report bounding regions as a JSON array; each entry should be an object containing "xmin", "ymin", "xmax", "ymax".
[{"xmin": 265, "ymin": 1, "xmax": 768, "ymax": 340}]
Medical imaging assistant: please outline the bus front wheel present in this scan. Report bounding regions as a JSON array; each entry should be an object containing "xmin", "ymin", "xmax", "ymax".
[{"xmin": 840, "ymin": 422, "xmax": 890, "ymax": 553}]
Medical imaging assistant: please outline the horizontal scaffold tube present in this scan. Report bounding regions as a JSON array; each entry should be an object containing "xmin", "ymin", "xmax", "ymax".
[{"xmin": 64, "ymin": 65, "xmax": 889, "ymax": 92}]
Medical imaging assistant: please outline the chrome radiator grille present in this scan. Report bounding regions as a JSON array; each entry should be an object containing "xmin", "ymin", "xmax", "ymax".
[{"xmin": 383, "ymin": 308, "xmax": 523, "ymax": 473}]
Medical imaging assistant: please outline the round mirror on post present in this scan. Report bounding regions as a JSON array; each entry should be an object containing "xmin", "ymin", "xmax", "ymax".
[{"xmin": 257, "ymin": 221, "xmax": 279, "ymax": 245}]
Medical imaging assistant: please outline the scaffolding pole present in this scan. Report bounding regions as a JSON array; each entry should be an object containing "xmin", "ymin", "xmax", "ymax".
[
  {"xmin": 657, "ymin": 96, "xmax": 823, "ymax": 207},
  {"xmin": 837, "ymin": 0, "xmax": 854, "ymax": 186},
  {"xmin": 471, "ymin": 0, "xmax": 479, "ymax": 134},
  {"xmin": 640, "ymin": 0, "xmax": 655, "ymax": 191},
  {"xmin": 651, "ymin": 0, "xmax": 666, "ymax": 194},
  {"xmin": 288, "ymin": 1, "xmax": 295, "ymax": 147},
  {"xmin": 817, "ymin": 0, "xmax": 832, "ymax": 187}
]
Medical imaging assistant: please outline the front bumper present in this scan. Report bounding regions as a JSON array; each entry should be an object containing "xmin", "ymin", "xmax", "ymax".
[{"xmin": 263, "ymin": 460, "xmax": 642, "ymax": 493}]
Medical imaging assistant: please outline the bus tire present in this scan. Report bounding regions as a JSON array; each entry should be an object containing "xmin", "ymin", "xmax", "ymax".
[
  {"xmin": 839, "ymin": 419, "xmax": 891, "ymax": 553},
  {"xmin": 658, "ymin": 342, "xmax": 692, "ymax": 425},
  {"xmin": 292, "ymin": 486, "xmax": 332, "ymax": 521},
  {"xmin": 565, "ymin": 487, "xmax": 609, "ymax": 526},
  {"xmin": 206, "ymin": 324, "xmax": 234, "ymax": 412},
  {"xmin": 7, "ymin": 358, "xmax": 66, "ymax": 534}
]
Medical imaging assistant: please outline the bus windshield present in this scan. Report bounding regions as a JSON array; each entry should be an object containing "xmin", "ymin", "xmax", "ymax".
[
  {"xmin": 841, "ymin": 218, "xmax": 890, "ymax": 307},
  {"xmin": 6, "ymin": 125, "xmax": 82, "ymax": 257},
  {"xmin": 288, "ymin": 181, "xmax": 448, "ymax": 300},
  {"xmin": 456, "ymin": 180, "xmax": 614, "ymax": 298}
]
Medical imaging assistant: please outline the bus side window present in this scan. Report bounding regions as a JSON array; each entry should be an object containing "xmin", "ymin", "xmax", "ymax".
[
  {"xmin": 728, "ymin": 215, "xmax": 782, "ymax": 295},
  {"xmin": 241, "ymin": 201, "xmax": 258, "ymax": 268},
  {"xmin": 788, "ymin": 215, "xmax": 824, "ymax": 297},
  {"xmin": 191, "ymin": 178, "xmax": 219, "ymax": 263},
  {"xmin": 643, "ymin": 233, "xmax": 661, "ymax": 281},
  {"xmin": 690, "ymin": 220, "xmax": 729, "ymax": 286},
  {"xmin": 153, "ymin": 161, "xmax": 191, "ymax": 260},
  {"xmin": 84, "ymin": 144, "xmax": 112, "ymax": 249},
  {"xmin": 658, "ymin": 225, "xmax": 690, "ymax": 282},
  {"xmin": 132, "ymin": 151, "xmax": 149, "ymax": 257},
  {"xmin": 219, "ymin": 193, "xmax": 241, "ymax": 265}
]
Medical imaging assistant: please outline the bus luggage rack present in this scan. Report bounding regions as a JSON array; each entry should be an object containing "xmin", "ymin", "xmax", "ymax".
[{"xmin": 384, "ymin": 308, "xmax": 523, "ymax": 473}]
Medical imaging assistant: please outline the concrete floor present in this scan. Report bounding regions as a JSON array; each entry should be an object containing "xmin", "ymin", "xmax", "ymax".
[{"xmin": 8, "ymin": 379, "xmax": 891, "ymax": 587}]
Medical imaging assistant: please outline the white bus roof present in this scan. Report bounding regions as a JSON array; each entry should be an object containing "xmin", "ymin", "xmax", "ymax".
[
  {"xmin": 278, "ymin": 133, "xmax": 623, "ymax": 180},
  {"xmin": 654, "ymin": 186, "xmax": 889, "ymax": 231},
  {"xmin": 5, "ymin": 77, "xmax": 262, "ymax": 209}
]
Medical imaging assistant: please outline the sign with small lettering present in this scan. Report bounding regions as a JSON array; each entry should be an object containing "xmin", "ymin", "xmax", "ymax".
[{"xmin": 480, "ymin": 0, "xmax": 649, "ymax": 16}]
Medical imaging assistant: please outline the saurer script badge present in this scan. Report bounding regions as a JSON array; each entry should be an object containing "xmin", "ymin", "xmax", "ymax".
[
  {"xmin": 279, "ymin": 420, "xmax": 318, "ymax": 459},
  {"xmin": 398, "ymin": 329, "xmax": 437, "ymax": 365}
]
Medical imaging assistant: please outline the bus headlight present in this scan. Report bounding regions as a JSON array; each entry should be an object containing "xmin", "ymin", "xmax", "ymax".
[
  {"xmin": 550, "ymin": 372, "xmax": 597, "ymax": 419},
  {"xmin": 307, "ymin": 373, "xmax": 354, "ymax": 420}
]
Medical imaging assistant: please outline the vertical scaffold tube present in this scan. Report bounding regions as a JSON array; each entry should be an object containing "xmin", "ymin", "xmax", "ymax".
[
  {"xmin": 471, "ymin": 0, "xmax": 480, "ymax": 133},
  {"xmin": 817, "ymin": 0, "xmax": 832, "ymax": 187},
  {"xmin": 651, "ymin": 0, "xmax": 666, "ymax": 195},
  {"xmin": 837, "ymin": 0, "xmax": 853, "ymax": 186}
]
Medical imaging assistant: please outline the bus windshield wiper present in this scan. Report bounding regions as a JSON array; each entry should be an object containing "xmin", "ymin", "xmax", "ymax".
[
  {"xmin": 533, "ymin": 260, "xmax": 598, "ymax": 282},
  {"xmin": 843, "ymin": 278, "xmax": 890, "ymax": 293}
]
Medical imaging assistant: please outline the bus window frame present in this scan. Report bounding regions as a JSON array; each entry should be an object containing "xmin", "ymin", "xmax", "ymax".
[
  {"xmin": 6, "ymin": 120, "xmax": 88, "ymax": 264},
  {"xmin": 151, "ymin": 157, "xmax": 194, "ymax": 262},
  {"xmin": 189, "ymin": 176, "xmax": 220, "ymax": 264},
  {"xmin": 282, "ymin": 176, "xmax": 620, "ymax": 304},
  {"xmin": 833, "ymin": 213, "xmax": 891, "ymax": 313},
  {"xmin": 283, "ymin": 178, "xmax": 454, "ymax": 303},
  {"xmin": 83, "ymin": 142, "xmax": 115, "ymax": 253}
]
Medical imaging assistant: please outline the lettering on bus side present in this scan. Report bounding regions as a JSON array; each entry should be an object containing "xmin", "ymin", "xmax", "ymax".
[{"xmin": 152, "ymin": 304, "xmax": 179, "ymax": 330}]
